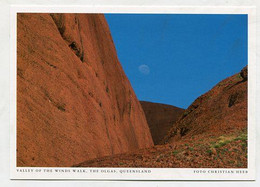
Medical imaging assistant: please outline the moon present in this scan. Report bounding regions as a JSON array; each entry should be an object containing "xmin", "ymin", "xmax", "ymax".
[{"xmin": 138, "ymin": 64, "xmax": 150, "ymax": 75}]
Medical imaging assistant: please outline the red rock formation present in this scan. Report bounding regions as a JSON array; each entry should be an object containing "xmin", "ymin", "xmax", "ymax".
[
  {"xmin": 75, "ymin": 67, "xmax": 248, "ymax": 168},
  {"xmin": 17, "ymin": 13, "xmax": 153, "ymax": 167},
  {"xmin": 140, "ymin": 101, "xmax": 184, "ymax": 144},
  {"xmin": 163, "ymin": 66, "xmax": 247, "ymax": 143}
]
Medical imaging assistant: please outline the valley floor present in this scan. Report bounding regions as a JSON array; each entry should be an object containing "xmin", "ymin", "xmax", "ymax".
[{"xmin": 74, "ymin": 128, "xmax": 247, "ymax": 168}]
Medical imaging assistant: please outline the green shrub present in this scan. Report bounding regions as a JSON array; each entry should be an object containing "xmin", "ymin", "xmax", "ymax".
[{"xmin": 172, "ymin": 150, "xmax": 179, "ymax": 155}]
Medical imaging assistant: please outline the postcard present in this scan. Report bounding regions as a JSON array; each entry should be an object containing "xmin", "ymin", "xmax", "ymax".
[{"xmin": 10, "ymin": 5, "xmax": 256, "ymax": 180}]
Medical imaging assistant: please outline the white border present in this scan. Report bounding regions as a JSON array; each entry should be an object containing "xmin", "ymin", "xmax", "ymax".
[{"xmin": 10, "ymin": 5, "xmax": 256, "ymax": 180}]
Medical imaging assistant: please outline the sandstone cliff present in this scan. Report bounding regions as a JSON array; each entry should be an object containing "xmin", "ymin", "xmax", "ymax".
[
  {"xmin": 17, "ymin": 13, "xmax": 153, "ymax": 167},
  {"xmin": 140, "ymin": 101, "xmax": 184, "ymax": 144}
]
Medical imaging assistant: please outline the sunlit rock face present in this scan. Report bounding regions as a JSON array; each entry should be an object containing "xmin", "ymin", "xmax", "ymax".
[{"xmin": 17, "ymin": 13, "xmax": 153, "ymax": 167}]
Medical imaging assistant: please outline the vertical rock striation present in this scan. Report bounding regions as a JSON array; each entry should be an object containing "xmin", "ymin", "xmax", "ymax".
[{"xmin": 17, "ymin": 13, "xmax": 153, "ymax": 167}]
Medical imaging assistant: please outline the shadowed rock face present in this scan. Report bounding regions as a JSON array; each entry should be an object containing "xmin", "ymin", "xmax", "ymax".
[
  {"xmin": 140, "ymin": 101, "xmax": 184, "ymax": 144},
  {"xmin": 17, "ymin": 13, "xmax": 153, "ymax": 167}
]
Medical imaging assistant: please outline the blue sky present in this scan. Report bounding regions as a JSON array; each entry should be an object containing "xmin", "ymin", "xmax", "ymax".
[{"xmin": 105, "ymin": 14, "xmax": 248, "ymax": 109}]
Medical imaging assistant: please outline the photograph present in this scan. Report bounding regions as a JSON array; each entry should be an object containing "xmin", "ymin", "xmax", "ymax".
[{"xmin": 16, "ymin": 12, "xmax": 248, "ymax": 169}]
